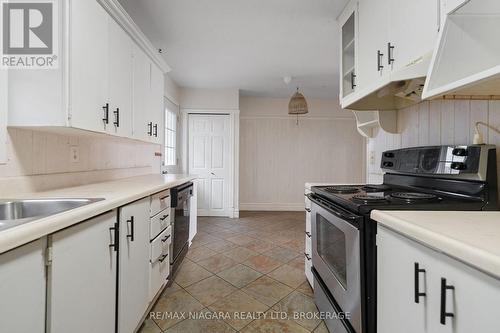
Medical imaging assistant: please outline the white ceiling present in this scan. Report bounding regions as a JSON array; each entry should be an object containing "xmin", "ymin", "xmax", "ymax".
[{"xmin": 118, "ymin": 0, "xmax": 348, "ymax": 98}]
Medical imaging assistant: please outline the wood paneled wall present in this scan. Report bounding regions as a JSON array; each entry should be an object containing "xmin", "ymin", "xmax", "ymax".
[{"xmin": 367, "ymin": 100, "xmax": 500, "ymax": 188}]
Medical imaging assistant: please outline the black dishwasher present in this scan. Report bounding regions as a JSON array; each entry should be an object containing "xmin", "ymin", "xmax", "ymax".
[{"xmin": 170, "ymin": 182, "xmax": 193, "ymax": 276}]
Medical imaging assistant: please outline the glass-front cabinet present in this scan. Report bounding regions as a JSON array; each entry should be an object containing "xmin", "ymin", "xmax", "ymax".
[{"xmin": 339, "ymin": 1, "xmax": 358, "ymax": 99}]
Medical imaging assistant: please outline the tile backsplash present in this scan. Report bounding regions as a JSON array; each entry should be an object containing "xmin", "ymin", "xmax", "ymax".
[
  {"xmin": 367, "ymin": 100, "xmax": 500, "ymax": 187},
  {"xmin": 0, "ymin": 128, "xmax": 162, "ymax": 195}
]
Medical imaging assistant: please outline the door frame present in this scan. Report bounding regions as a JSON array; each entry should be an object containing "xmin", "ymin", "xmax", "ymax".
[{"xmin": 181, "ymin": 109, "xmax": 240, "ymax": 218}]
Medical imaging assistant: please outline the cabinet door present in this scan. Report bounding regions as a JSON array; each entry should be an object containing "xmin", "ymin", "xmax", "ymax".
[
  {"xmin": 0, "ymin": 239, "xmax": 46, "ymax": 333},
  {"xmin": 149, "ymin": 64, "xmax": 165, "ymax": 144},
  {"xmin": 70, "ymin": 0, "xmax": 109, "ymax": 133},
  {"xmin": 118, "ymin": 198, "xmax": 151, "ymax": 333},
  {"xmin": 132, "ymin": 45, "xmax": 152, "ymax": 142},
  {"xmin": 377, "ymin": 227, "xmax": 428, "ymax": 333},
  {"xmin": 48, "ymin": 211, "xmax": 117, "ymax": 333},
  {"xmin": 108, "ymin": 19, "xmax": 133, "ymax": 137},
  {"xmin": 357, "ymin": 0, "xmax": 389, "ymax": 89},
  {"xmin": 426, "ymin": 249, "xmax": 500, "ymax": 333},
  {"xmin": 389, "ymin": 0, "xmax": 438, "ymax": 72},
  {"xmin": 339, "ymin": 1, "xmax": 358, "ymax": 99}
]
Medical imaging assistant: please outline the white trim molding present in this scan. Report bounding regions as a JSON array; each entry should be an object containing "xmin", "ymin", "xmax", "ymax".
[
  {"xmin": 239, "ymin": 203, "xmax": 305, "ymax": 212},
  {"xmin": 97, "ymin": 0, "xmax": 171, "ymax": 73}
]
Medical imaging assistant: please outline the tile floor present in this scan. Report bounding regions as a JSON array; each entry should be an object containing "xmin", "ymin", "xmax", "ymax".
[{"xmin": 139, "ymin": 211, "xmax": 327, "ymax": 333}]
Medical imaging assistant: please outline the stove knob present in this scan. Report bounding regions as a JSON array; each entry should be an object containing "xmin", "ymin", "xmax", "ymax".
[
  {"xmin": 383, "ymin": 161, "xmax": 394, "ymax": 168},
  {"xmin": 384, "ymin": 152, "xmax": 395, "ymax": 158},
  {"xmin": 452, "ymin": 148, "xmax": 468, "ymax": 156},
  {"xmin": 451, "ymin": 162, "xmax": 466, "ymax": 170}
]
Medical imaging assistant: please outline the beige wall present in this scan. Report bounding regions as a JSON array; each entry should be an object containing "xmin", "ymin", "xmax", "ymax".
[
  {"xmin": 239, "ymin": 96, "xmax": 365, "ymax": 210},
  {"xmin": 367, "ymin": 100, "xmax": 500, "ymax": 193},
  {"xmin": 0, "ymin": 128, "xmax": 162, "ymax": 195}
]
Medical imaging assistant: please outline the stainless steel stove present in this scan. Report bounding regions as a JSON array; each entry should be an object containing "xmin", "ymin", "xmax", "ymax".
[{"xmin": 308, "ymin": 145, "xmax": 498, "ymax": 333}]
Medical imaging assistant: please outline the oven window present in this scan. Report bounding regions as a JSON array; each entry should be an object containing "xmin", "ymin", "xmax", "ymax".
[{"xmin": 317, "ymin": 214, "xmax": 347, "ymax": 289}]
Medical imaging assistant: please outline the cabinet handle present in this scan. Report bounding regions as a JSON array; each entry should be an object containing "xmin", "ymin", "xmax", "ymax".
[
  {"xmin": 305, "ymin": 208, "xmax": 311, "ymax": 212},
  {"xmin": 350, "ymin": 72, "xmax": 356, "ymax": 89},
  {"xmin": 160, "ymin": 214, "xmax": 169, "ymax": 221},
  {"xmin": 109, "ymin": 223, "xmax": 119, "ymax": 251},
  {"xmin": 159, "ymin": 254, "xmax": 168, "ymax": 263},
  {"xmin": 304, "ymin": 253, "xmax": 311, "ymax": 261},
  {"xmin": 102, "ymin": 103, "xmax": 109, "ymax": 124},
  {"xmin": 147, "ymin": 122, "xmax": 153, "ymax": 136},
  {"xmin": 387, "ymin": 42, "xmax": 395, "ymax": 65},
  {"xmin": 377, "ymin": 50, "xmax": 384, "ymax": 71},
  {"xmin": 440, "ymin": 278, "xmax": 455, "ymax": 325},
  {"xmin": 414, "ymin": 262, "xmax": 426, "ymax": 303},
  {"xmin": 153, "ymin": 124, "xmax": 158, "ymax": 137},
  {"xmin": 126, "ymin": 216, "xmax": 135, "ymax": 242},
  {"xmin": 305, "ymin": 231, "xmax": 311, "ymax": 237},
  {"xmin": 161, "ymin": 235, "xmax": 170, "ymax": 242},
  {"xmin": 113, "ymin": 108, "xmax": 120, "ymax": 127}
]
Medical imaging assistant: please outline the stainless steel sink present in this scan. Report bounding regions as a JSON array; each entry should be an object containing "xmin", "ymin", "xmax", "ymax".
[{"xmin": 0, "ymin": 198, "xmax": 104, "ymax": 232}]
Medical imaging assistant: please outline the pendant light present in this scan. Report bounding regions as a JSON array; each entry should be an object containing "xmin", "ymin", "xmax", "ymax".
[{"xmin": 288, "ymin": 87, "xmax": 309, "ymax": 125}]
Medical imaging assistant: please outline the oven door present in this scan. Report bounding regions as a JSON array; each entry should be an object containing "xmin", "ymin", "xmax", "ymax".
[{"xmin": 310, "ymin": 195, "xmax": 363, "ymax": 333}]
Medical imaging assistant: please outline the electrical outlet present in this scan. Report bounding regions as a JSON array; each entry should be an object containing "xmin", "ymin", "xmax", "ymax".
[{"xmin": 70, "ymin": 146, "xmax": 79, "ymax": 163}]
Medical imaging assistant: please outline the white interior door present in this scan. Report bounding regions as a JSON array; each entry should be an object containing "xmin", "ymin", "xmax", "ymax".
[{"xmin": 189, "ymin": 114, "xmax": 231, "ymax": 216}]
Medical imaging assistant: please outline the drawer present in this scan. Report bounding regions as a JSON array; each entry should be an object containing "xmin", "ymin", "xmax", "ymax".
[
  {"xmin": 149, "ymin": 255, "xmax": 169, "ymax": 300},
  {"xmin": 150, "ymin": 189, "xmax": 171, "ymax": 217},
  {"xmin": 305, "ymin": 253, "xmax": 313, "ymax": 289},
  {"xmin": 151, "ymin": 226, "xmax": 171, "ymax": 263},
  {"xmin": 314, "ymin": 274, "xmax": 349, "ymax": 333},
  {"xmin": 150, "ymin": 210, "xmax": 171, "ymax": 240},
  {"xmin": 305, "ymin": 211, "xmax": 311, "ymax": 233},
  {"xmin": 305, "ymin": 232, "xmax": 312, "ymax": 255}
]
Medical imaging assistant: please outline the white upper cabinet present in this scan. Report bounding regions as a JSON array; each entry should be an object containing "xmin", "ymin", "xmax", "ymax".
[
  {"xmin": 339, "ymin": 1, "xmax": 358, "ymax": 99},
  {"xmin": 7, "ymin": 0, "xmax": 169, "ymax": 143},
  {"xmin": 108, "ymin": 18, "xmax": 133, "ymax": 137}
]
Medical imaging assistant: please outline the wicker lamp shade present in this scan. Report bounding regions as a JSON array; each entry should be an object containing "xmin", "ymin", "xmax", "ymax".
[{"xmin": 288, "ymin": 88, "xmax": 309, "ymax": 115}]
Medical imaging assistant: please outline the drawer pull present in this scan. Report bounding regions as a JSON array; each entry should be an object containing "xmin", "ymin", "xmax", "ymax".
[
  {"xmin": 126, "ymin": 216, "xmax": 135, "ymax": 242},
  {"xmin": 159, "ymin": 254, "xmax": 168, "ymax": 263},
  {"xmin": 440, "ymin": 278, "xmax": 455, "ymax": 325},
  {"xmin": 161, "ymin": 235, "xmax": 170, "ymax": 243},
  {"xmin": 160, "ymin": 214, "xmax": 169, "ymax": 221},
  {"xmin": 160, "ymin": 195, "xmax": 170, "ymax": 201},
  {"xmin": 304, "ymin": 253, "xmax": 311, "ymax": 261},
  {"xmin": 305, "ymin": 208, "xmax": 311, "ymax": 212},
  {"xmin": 414, "ymin": 262, "xmax": 426, "ymax": 303},
  {"xmin": 305, "ymin": 231, "xmax": 311, "ymax": 238}
]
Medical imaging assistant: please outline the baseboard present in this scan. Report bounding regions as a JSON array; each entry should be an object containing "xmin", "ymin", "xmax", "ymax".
[{"xmin": 239, "ymin": 203, "xmax": 305, "ymax": 211}]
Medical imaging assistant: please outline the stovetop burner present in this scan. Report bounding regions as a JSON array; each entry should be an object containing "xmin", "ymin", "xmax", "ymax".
[
  {"xmin": 324, "ymin": 186, "xmax": 360, "ymax": 194},
  {"xmin": 352, "ymin": 195, "xmax": 388, "ymax": 204},
  {"xmin": 362, "ymin": 184, "xmax": 392, "ymax": 192},
  {"xmin": 389, "ymin": 192, "xmax": 440, "ymax": 203}
]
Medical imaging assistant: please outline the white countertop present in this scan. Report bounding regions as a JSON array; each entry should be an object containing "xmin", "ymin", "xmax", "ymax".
[
  {"xmin": 372, "ymin": 210, "xmax": 500, "ymax": 279},
  {"xmin": 0, "ymin": 174, "xmax": 196, "ymax": 254}
]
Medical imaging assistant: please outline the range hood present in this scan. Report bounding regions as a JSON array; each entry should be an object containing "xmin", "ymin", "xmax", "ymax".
[
  {"xmin": 422, "ymin": 0, "xmax": 500, "ymax": 100},
  {"xmin": 342, "ymin": 53, "xmax": 432, "ymax": 111}
]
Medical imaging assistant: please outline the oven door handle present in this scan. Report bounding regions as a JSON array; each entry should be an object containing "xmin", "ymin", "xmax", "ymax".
[{"xmin": 306, "ymin": 193, "xmax": 359, "ymax": 221}]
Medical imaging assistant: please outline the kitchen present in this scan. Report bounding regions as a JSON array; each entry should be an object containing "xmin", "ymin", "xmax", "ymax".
[{"xmin": 0, "ymin": 0, "xmax": 499, "ymax": 333}]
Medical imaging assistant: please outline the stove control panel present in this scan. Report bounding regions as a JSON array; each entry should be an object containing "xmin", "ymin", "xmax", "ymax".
[{"xmin": 381, "ymin": 145, "xmax": 496, "ymax": 181}]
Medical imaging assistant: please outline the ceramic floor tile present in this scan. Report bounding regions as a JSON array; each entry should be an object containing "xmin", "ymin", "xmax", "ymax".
[
  {"xmin": 243, "ymin": 254, "xmax": 283, "ymax": 274},
  {"xmin": 160, "ymin": 282, "xmax": 182, "ymax": 298},
  {"xmin": 213, "ymin": 229, "xmax": 242, "ymax": 240},
  {"xmin": 240, "ymin": 317, "xmax": 309, "ymax": 333},
  {"xmin": 138, "ymin": 319, "xmax": 162, "ymax": 333},
  {"xmin": 313, "ymin": 321, "xmax": 329, "ymax": 333},
  {"xmin": 266, "ymin": 246, "xmax": 301, "ymax": 263},
  {"xmin": 174, "ymin": 260, "xmax": 213, "ymax": 288},
  {"xmin": 296, "ymin": 281, "xmax": 314, "ymax": 297},
  {"xmin": 223, "ymin": 246, "xmax": 258, "ymax": 263},
  {"xmin": 164, "ymin": 309, "xmax": 236, "ymax": 333},
  {"xmin": 226, "ymin": 234, "xmax": 256, "ymax": 246},
  {"xmin": 272, "ymin": 291, "xmax": 321, "ymax": 331},
  {"xmin": 288, "ymin": 255, "xmax": 306, "ymax": 270},
  {"xmin": 204, "ymin": 239, "xmax": 239, "ymax": 253},
  {"xmin": 241, "ymin": 275, "xmax": 293, "ymax": 306},
  {"xmin": 192, "ymin": 233, "xmax": 222, "ymax": 246},
  {"xmin": 186, "ymin": 246, "xmax": 218, "ymax": 262},
  {"xmin": 281, "ymin": 238, "xmax": 305, "ymax": 253},
  {"xmin": 267, "ymin": 264, "xmax": 306, "ymax": 288},
  {"xmin": 197, "ymin": 255, "xmax": 238, "ymax": 274},
  {"xmin": 208, "ymin": 290, "xmax": 269, "ymax": 330},
  {"xmin": 151, "ymin": 289, "xmax": 204, "ymax": 330},
  {"xmin": 185, "ymin": 275, "xmax": 237, "ymax": 306},
  {"xmin": 243, "ymin": 239, "xmax": 276, "ymax": 253},
  {"xmin": 217, "ymin": 264, "xmax": 262, "ymax": 288}
]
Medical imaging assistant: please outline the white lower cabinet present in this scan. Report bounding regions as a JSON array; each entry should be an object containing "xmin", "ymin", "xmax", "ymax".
[
  {"xmin": 304, "ymin": 188, "xmax": 314, "ymax": 288},
  {"xmin": 378, "ymin": 225, "xmax": 500, "ymax": 333},
  {"xmin": 48, "ymin": 211, "xmax": 118, "ymax": 333},
  {"xmin": 0, "ymin": 239, "xmax": 46, "ymax": 333},
  {"xmin": 118, "ymin": 198, "xmax": 151, "ymax": 333}
]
